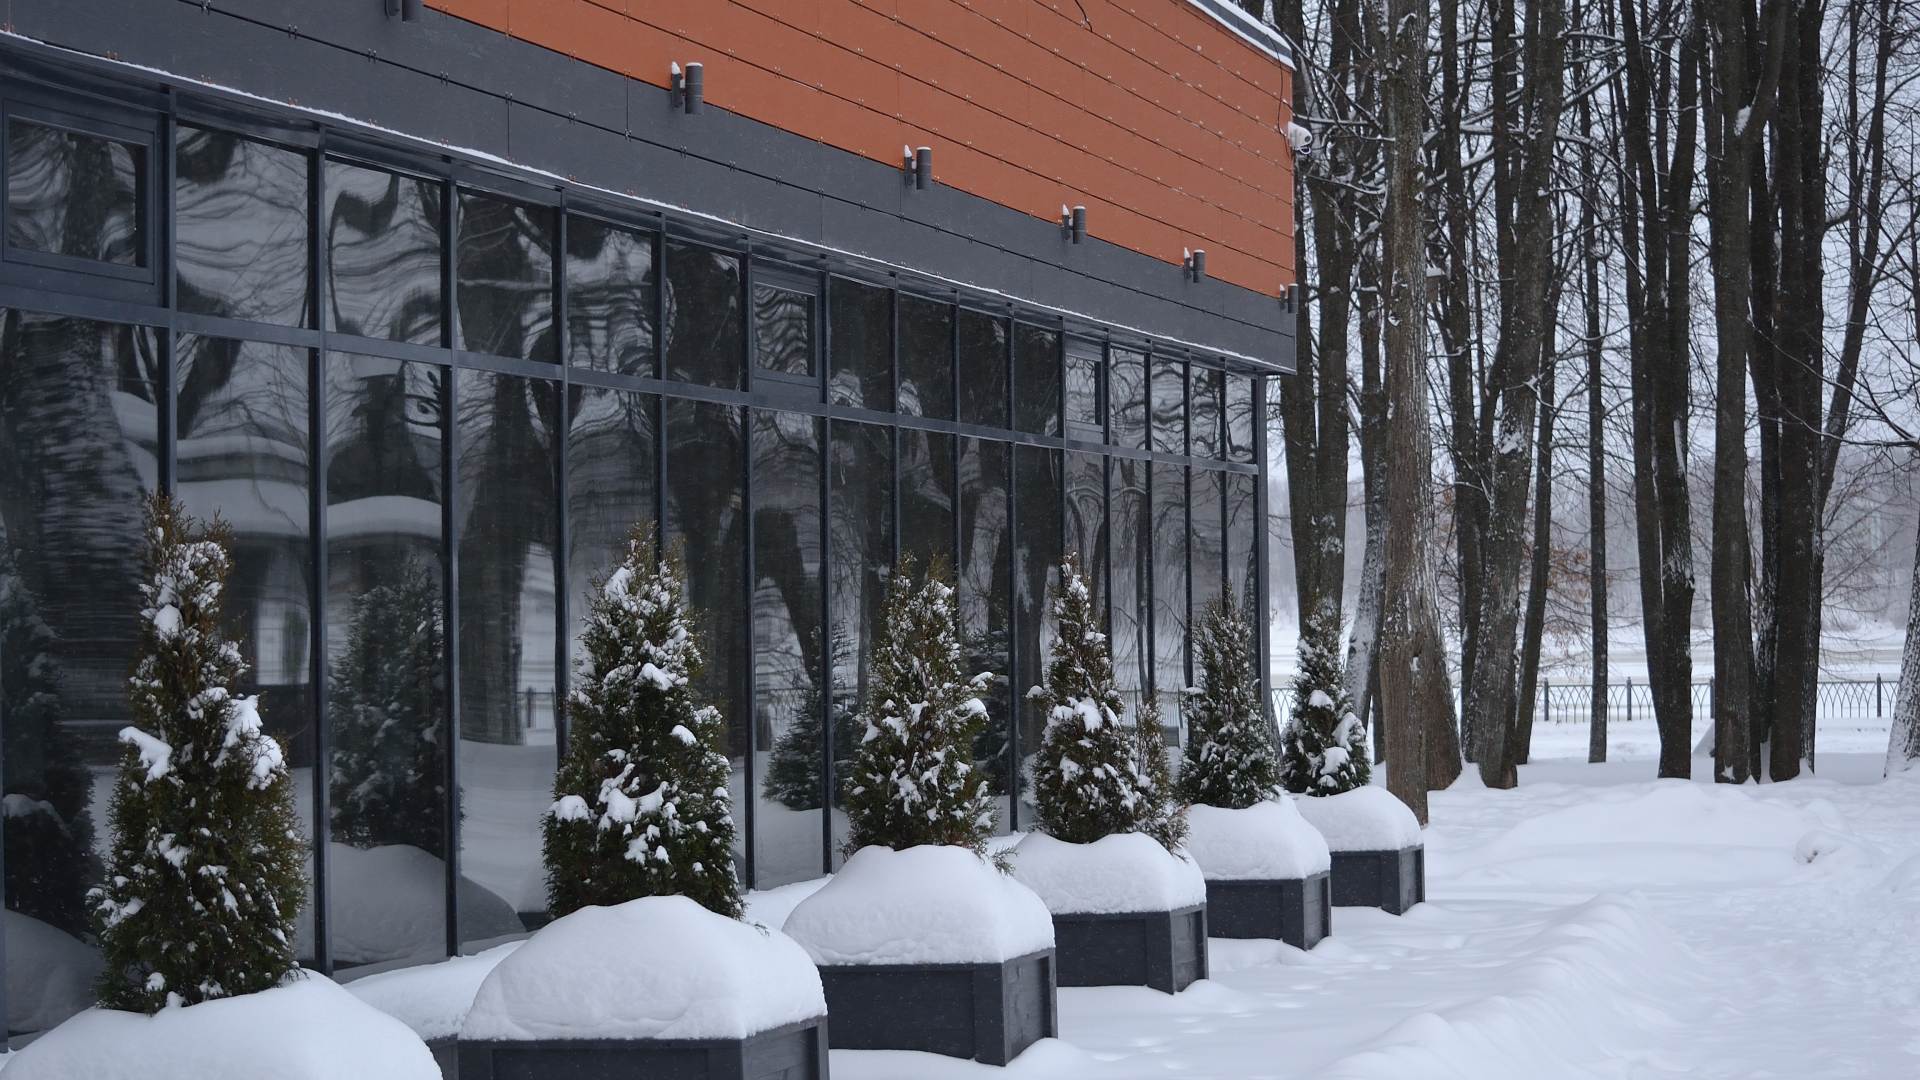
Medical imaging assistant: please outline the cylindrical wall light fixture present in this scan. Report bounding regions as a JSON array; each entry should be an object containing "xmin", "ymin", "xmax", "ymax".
[
  {"xmin": 914, "ymin": 146, "xmax": 933, "ymax": 190},
  {"xmin": 1061, "ymin": 204, "xmax": 1087, "ymax": 244},
  {"xmin": 684, "ymin": 62, "xmax": 704, "ymax": 114}
]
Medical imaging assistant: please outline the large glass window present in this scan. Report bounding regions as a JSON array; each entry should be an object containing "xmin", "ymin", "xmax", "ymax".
[
  {"xmin": 1013, "ymin": 324, "xmax": 1061, "ymax": 437},
  {"xmin": 1109, "ymin": 457, "xmax": 1150, "ymax": 720},
  {"xmin": 325, "ymin": 160, "xmax": 443, "ymax": 346},
  {"xmin": 564, "ymin": 216, "xmax": 656, "ymax": 376},
  {"xmin": 1, "ymin": 312, "xmax": 158, "ymax": 1035},
  {"xmin": 1065, "ymin": 452, "xmax": 1106, "ymax": 620},
  {"xmin": 1225, "ymin": 372, "xmax": 1257, "ymax": 465},
  {"xmin": 1191, "ymin": 467, "xmax": 1225, "ymax": 633},
  {"xmin": 664, "ymin": 241, "xmax": 743, "ymax": 389},
  {"xmin": 827, "ymin": 420, "xmax": 891, "ymax": 861},
  {"xmin": 1226, "ymin": 470, "xmax": 1259, "ymax": 614},
  {"xmin": 956, "ymin": 309, "xmax": 1007, "ymax": 430},
  {"xmin": 754, "ymin": 277, "xmax": 816, "ymax": 379},
  {"xmin": 175, "ymin": 335, "xmax": 314, "ymax": 953},
  {"xmin": 901, "ymin": 428, "xmax": 955, "ymax": 569},
  {"xmin": 323, "ymin": 351, "xmax": 449, "ymax": 974},
  {"xmin": 1191, "ymin": 364, "xmax": 1224, "ymax": 461},
  {"xmin": 1109, "ymin": 346, "xmax": 1148, "ymax": 450},
  {"xmin": 456, "ymin": 192, "xmax": 556, "ymax": 363},
  {"xmin": 1152, "ymin": 355, "xmax": 1186, "ymax": 456},
  {"xmin": 898, "ymin": 294, "xmax": 953, "ymax": 420},
  {"xmin": 1065, "ymin": 340, "xmax": 1103, "ymax": 442},
  {"xmin": 830, "ymin": 278, "xmax": 892, "ymax": 410},
  {"xmin": 455, "ymin": 369, "xmax": 560, "ymax": 950},
  {"xmin": 664, "ymin": 398, "xmax": 748, "ymax": 877},
  {"xmin": 1151, "ymin": 464, "xmax": 1188, "ymax": 696},
  {"xmin": 567, "ymin": 387, "xmax": 657, "ymax": 664},
  {"xmin": 175, "ymin": 128, "xmax": 308, "ymax": 326},
  {"xmin": 750, "ymin": 411, "xmax": 824, "ymax": 887},
  {"xmin": 6, "ymin": 117, "xmax": 145, "ymax": 267},
  {"xmin": 957, "ymin": 437, "xmax": 1011, "ymax": 828},
  {"xmin": 1012, "ymin": 444, "xmax": 1061, "ymax": 824}
]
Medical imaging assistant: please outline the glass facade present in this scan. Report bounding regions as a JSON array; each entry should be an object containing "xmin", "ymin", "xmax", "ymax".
[{"xmin": 0, "ymin": 94, "xmax": 1268, "ymax": 1034}]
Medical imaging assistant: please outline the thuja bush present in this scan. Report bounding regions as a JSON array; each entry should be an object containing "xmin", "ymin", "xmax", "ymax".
[
  {"xmin": 1281, "ymin": 607, "xmax": 1372, "ymax": 795},
  {"xmin": 1177, "ymin": 595, "xmax": 1283, "ymax": 809}
]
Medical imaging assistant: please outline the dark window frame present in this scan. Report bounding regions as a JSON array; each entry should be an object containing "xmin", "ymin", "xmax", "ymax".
[{"xmin": 0, "ymin": 95, "xmax": 162, "ymax": 297}]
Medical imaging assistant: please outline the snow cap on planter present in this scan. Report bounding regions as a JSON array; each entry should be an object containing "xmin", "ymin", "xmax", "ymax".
[
  {"xmin": 840, "ymin": 555, "xmax": 999, "ymax": 855},
  {"xmin": 90, "ymin": 493, "xmax": 306, "ymax": 1012},
  {"xmin": 544, "ymin": 528, "xmax": 742, "ymax": 919},
  {"xmin": 1177, "ymin": 594, "xmax": 1283, "ymax": 810},
  {"xmin": 1028, "ymin": 554, "xmax": 1185, "ymax": 851},
  {"xmin": 1280, "ymin": 607, "xmax": 1372, "ymax": 796}
]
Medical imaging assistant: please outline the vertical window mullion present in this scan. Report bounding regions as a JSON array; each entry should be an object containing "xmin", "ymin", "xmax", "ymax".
[
  {"xmin": 308, "ymin": 136, "xmax": 334, "ymax": 976},
  {"xmin": 440, "ymin": 178, "xmax": 461, "ymax": 961}
]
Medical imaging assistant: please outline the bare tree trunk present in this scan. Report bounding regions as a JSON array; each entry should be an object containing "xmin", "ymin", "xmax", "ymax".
[
  {"xmin": 1580, "ymin": 16, "xmax": 1609, "ymax": 765},
  {"xmin": 1372, "ymin": 0, "xmax": 1436, "ymax": 823},
  {"xmin": 1515, "ymin": 337, "xmax": 1558, "ymax": 765}
]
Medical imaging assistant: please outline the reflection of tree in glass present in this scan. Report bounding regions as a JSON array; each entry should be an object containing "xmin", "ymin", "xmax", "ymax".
[
  {"xmin": 762, "ymin": 631, "xmax": 859, "ymax": 811},
  {"xmin": 328, "ymin": 557, "xmax": 447, "ymax": 853},
  {"xmin": 457, "ymin": 194, "xmax": 555, "ymax": 363},
  {"xmin": 326, "ymin": 162, "xmax": 443, "ymax": 345},
  {"xmin": 5, "ymin": 120, "xmax": 141, "ymax": 264},
  {"xmin": 173, "ymin": 128, "xmax": 309, "ymax": 326},
  {"xmin": 0, "ymin": 530, "xmax": 97, "ymax": 937}
]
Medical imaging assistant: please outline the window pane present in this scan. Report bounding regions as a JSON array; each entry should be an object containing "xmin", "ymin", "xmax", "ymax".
[
  {"xmin": 456, "ymin": 370, "xmax": 560, "ymax": 949},
  {"xmin": 750, "ymin": 411, "xmax": 824, "ymax": 887},
  {"xmin": 1226, "ymin": 372, "xmax": 1257, "ymax": 465},
  {"xmin": 1191, "ymin": 365, "xmax": 1224, "ymax": 460},
  {"xmin": 957, "ymin": 438, "xmax": 1010, "ymax": 828},
  {"xmin": 957, "ymin": 309, "xmax": 1007, "ymax": 430},
  {"xmin": 1191, "ymin": 468, "xmax": 1224, "ymax": 634},
  {"xmin": 174, "ymin": 335, "xmax": 314, "ymax": 958},
  {"xmin": 1151, "ymin": 464, "xmax": 1187, "ymax": 696},
  {"xmin": 323, "ymin": 352, "xmax": 449, "ymax": 974},
  {"xmin": 567, "ymin": 386, "xmax": 657, "ymax": 671},
  {"xmin": 898, "ymin": 294, "xmax": 953, "ymax": 420},
  {"xmin": 1065, "ymin": 341, "xmax": 1102, "ymax": 441},
  {"xmin": 1, "ymin": 312, "xmax": 158, "ymax": 1035},
  {"xmin": 565, "ymin": 217, "xmax": 656, "ymax": 376},
  {"xmin": 1152, "ymin": 355, "xmax": 1186, "ymax": 456},
  {"xmin": 175, "ymin": 128, "xmax": 309, "ymax": 326},
  {"xmin": 1226, "ymin": 470, "xmax": 1259, "ymax": 615},
  {"xmin": 1065, "ymin": 452, "xmax": 1106, "ymax": 618},
  {"xmin": 664, "ymin": 398, "xmax": 747, "ymax": 880},
  {"xmin": 6, "ymin": 119, "xmax": 144, "ymax": 266},
  {"xmin": 901, "ymin": 428, "xmax": 955, "ymax": 569},
  {"xmin": 1013, "ymin": 324, "xmax": 1061, "ymax": 436},
  {"xmin": 754, "ymin": 284, "xmax": 815, "ymax": 378},
  {"xmin": 1012, "ymin": 445, "xmax": 1061, "ymax": 826},
  {"xmin": 457, "ymin": 193, "xmax": 556, "ymax": 363},
  {"xmin": 1109, "ymin": 346, "xmax": 1147, "ymax": 450},
  {"xmin": 827, "ymin": 420, "xmax": 891, "ymax": 863},
  {"xmin": 325, "ymin": 160, "xmax": 442, "ymax": 346},
  {"xmin": 829, "ymin": 279, "xmax": 891, "ymax": 410},
  {"xmin": 665, "ymin": 242, "xmax": 744, "ymax": 388},
  {"xmin": 1109, "ymin": 457, "xmax": 1150, "ymax": 719}
]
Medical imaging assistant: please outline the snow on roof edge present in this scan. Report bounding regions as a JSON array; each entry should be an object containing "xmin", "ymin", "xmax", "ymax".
[{"xmin": 1184, "ymin": 0, "xmax": 1299, "ymax": 70}]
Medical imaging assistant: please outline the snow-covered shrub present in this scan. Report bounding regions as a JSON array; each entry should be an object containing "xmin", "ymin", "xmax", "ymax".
[
  {"xmin": 327, "ymin": 557, "xmax": 447, "ymax": 853},
  {"xmin": 544, "ymin": 529, "xmax": 742, "ymax": 919},
  {"xmin": 1028, "ymin": 555, "xmax": 1184, "ymax": 850},
  {"xmin": 91, "ymin": 494, "xmax": 306, "ymax": 1012},
  {"xmin": 1281, "ymin": 607, "xmax": 1372, "ymax": 795},
  {"xmin": 1, "ymin": 532, "xmax": 96, "ymax": 937},
  {"xmin": 840, "ymin": 557, "xmax": 999, "ymax": 856},
  {"xmin": 1177, "ymin": 595, "xmax": 1282, "ymax": 809}
]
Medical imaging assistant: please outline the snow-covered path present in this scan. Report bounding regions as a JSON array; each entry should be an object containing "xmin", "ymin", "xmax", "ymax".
[{"xmin": 837, "ymin": 754, "xmax": 1920, "ymax": 1079}]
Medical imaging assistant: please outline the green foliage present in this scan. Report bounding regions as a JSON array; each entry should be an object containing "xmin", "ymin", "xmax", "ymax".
[
  {"xmin": 1281, "ymin": 608, "xmax": 1372, "ymax": 795},
  {"xmin": 1029, "ymin": 555, "xmax": 1185, "ymax": 850},
  {"xmin": 328, "ymin": 558, "xmax": 447, "ymax": 852},
  {"xmin": 92, "ymin": 494, "xmax": 306, "ymax": 1012},
  {"xmin": 1176, "ymin": 594, "xmax": 1282, "ymax": 809},
  {"xmin": 1, "ymin": 535, "xmax": 98, "ymax": 937},
  {"xmin": 840, "ymin": 557, "xmax": 999, "ymax": 856},
  {"xmin": 545, "ymin": 529, "xmax": 742, "ymax": 919},
  {"xmin": 761, "ymin": 632, "xmax": 859, "ymax": 812}
]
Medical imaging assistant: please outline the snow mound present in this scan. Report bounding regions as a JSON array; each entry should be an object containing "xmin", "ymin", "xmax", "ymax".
[
  {"xmin": 4, "ymin": 911, "xmax": 100, "ymax": 1034},
  {"xmin": 1185, "ymin": 799, "xmax": 1331, "ymax": 880},
  {"xmin": 1009, "ymin": 832, "xmax": 1206, "ymax": 915},
  {"xmin": 348, "ymin": 943, "xmax": 519, "ymax": 1041},
  {"xmin": 462, "ymin": 896, "xmax": 823, "ymax": 1041},
  {"xmin": 783, "ymin": 845, "xmax": 1054, "ymax": 965},
  {"xmin": 4, "ymin": 972, "xmax": 438, "ymax": 1080},
  {"xmin": 1294, "ymin": 786, "xmax": 1423, "ymax": 851},
  {"xmin": 1319, "ymin": 897, "xmax": 1700, "ymax": 1080}
]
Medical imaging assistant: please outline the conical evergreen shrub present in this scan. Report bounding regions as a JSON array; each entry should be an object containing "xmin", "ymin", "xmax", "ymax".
[
  {"xmin": 1281, "ymin": 608, "xmax": 1372, "ymax": 795},
  {"xmin": 840, "ymin": 557, "xmax": 998, "ymax": 856},
  {"xmin": 545, "ymin": 528, "xmax": 742, "ymax": 919},
  {"xmin": 1029, "ymin": 555, "xmax": 1184, "ymax": 850},
  {"xmin": 328, "ymin": 557, "xmax": 447, "ymax": 852},
  {"xmin": 91, "ymin": 494, "xmax": 306, "ymax": 1012},
  {"xmin": 1176, "ymin": 594, "xmax": 1282, "ymax": 809}
]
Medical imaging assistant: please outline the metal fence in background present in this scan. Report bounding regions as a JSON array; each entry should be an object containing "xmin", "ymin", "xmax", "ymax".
[{"xmin": 1268, "ymin": 676, "xmax": 1900, "ymax": 728}]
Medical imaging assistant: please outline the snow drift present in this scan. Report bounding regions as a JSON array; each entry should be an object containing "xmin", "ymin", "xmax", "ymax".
[
  {"xmin": 1185, "ymin": 798, "xmax": 1332, "ymax": 880},
  {"xmin": 783, "ymin": 844, "xmax": 1054, "ymax": 965},
  {"xmin": 1009, "ymin": 831, "xmax": 1206, "ymax": 915}
]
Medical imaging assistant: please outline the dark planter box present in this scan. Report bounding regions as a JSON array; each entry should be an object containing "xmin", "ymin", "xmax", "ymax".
[
  {"xmin": 1329, "ymin": 846, "xmax": 1425, "ymax": 914},
  {"xmin": 426, "ymin": 1037, "xmax": 458, "ymax": 1080},
  {"xmin": 1203, "ymin": 871, "xmax": 1331, "ymax": 949},
  {"xmin": 1052, "ymin": 903, "xmax": 1207, "ymax": 994},
  {"xmin": 455, "ymin": 1016, "xmax": 828, "ymax": 1080},
  {"xmin": 815, "ymin": 948, "xmax": 1056, "ymax": 1066}
]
